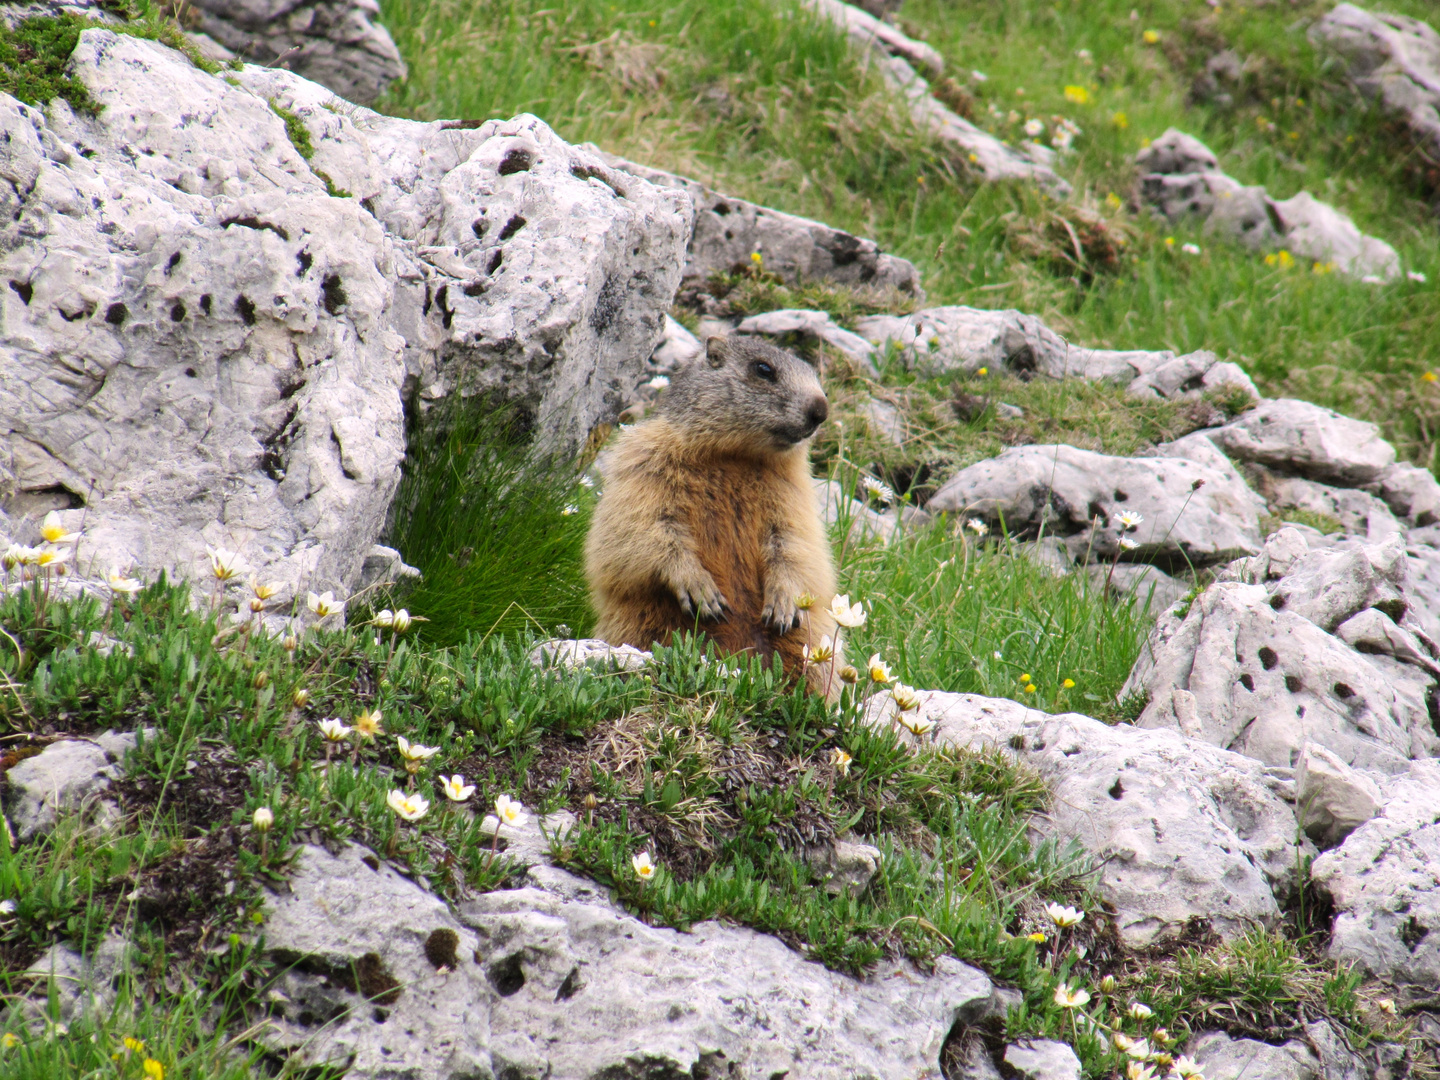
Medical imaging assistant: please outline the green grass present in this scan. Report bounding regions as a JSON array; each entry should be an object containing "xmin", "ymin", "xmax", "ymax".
[{"xmin": 377, "ymin": 0, "xmax": 1440, "ymax": 465}]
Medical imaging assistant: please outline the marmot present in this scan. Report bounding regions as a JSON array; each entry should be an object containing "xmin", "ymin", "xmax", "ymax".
[{"xmin": 586, "ymin": 335, "xmax": 843, "ymax": 698}]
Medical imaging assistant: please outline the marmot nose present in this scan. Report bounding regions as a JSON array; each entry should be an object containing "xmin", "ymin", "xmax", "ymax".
[{"xmin": 805, "ymin": 397, "xmax": 829, "ymax": 428}]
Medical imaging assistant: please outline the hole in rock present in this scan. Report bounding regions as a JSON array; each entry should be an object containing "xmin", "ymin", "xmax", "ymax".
[
  {"xmin": 424, "ymin": 928, "xmax": 460, "ymax": 970},
  {"xmin": 170, "ymin": 301, "xmax": 185, "ymax": 322},
  {"xmin": 1333, "ymin": 683, "xmax": 1355, "ymax": 700},
  {"xmin": 321, "ymin": 274, "xmax": 347, "ymax": 315},
  {"xmin": 1374, "ymin": 599, "xmax": 1406, "ymax": 623},
  {"xmin": 199, "ymin": 293, "xmax": 211, "ymax": 315},
  {"xmin": 1401, "ymin": 917, "xmax": 1429, "ymax": 952},
  {"xmin": 471, "ymin": 218, "xmax": 486, "ymax": 238},
  {"xmin": 488, "ymin": 953, "xmax": 526, "ymax": 997},
  {"xmin": 498, "ymin": 214, "xmax": 526, "ymax": 241},
  {"xmin": 104, "ymin": 302, "xmax": 127, "ymax": 325},
  {"xmin": 1285, "ymin": 675, "xmax": 1302, "ymax": 693},
  {"xmin": 9, "ymin": 280, "xmax": 32, "ymax": 304},
  {"xmin": 1108, "ymin": 778, "xmax": 1124, "ymax": 800},
  {"xmin": 296, "ymin": 250, "xmax": 312, "ymax": 276},
  {"xmin": 1269, "ymin": 594, "xmax": 1286, "ymax": 610},
  {"xmin": 487, "ymin": 250, "xmax": 503, "ymax": 275},
  {"xmin": 1258, "ymin": 647, "xmax": 1278, "ymax": 670},
  {"xmin": 166, "ymin": 251, "xmax": 182, "ymax": 274},
  {"xmin": 1008, "ymin": 734, "xmax": 1025, "ymax": 750},
  {"xmin": 1113, "ymin": 490, "xmax": 1128, "ymax": 502},
  {"xmin": 555, "ymin": 966, "xmax": 582, "ymax": 1001},
  {"xmin": 498, "ymin": 149, "xmax": 534, "ymax": 175},
  {"xmin": 1239, "ymin": 674, "xmax": 1254, "ymax": 692},
  {"xmin": 184, "ymin": 367, "xmax": 197, "ymax": 378},
  {"xmin": 235, "ymin": 294, "xmax": 256, "ymax": 326}
]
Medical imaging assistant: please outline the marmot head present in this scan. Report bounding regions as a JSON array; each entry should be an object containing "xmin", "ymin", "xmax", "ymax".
[{"xmin": 659, "ymin": 335, "xmax": 829, "ymax": 453}]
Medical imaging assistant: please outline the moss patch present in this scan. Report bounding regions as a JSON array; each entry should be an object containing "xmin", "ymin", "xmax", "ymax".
[{"xmin": 0, "ymin": 15, "xmax": 97, "ymax": 115}]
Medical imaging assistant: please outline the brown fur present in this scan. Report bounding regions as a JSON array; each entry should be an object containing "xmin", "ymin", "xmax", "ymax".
[{"xmin": 586, "ymin": 336, "xmax": 843, "ymax": 698}]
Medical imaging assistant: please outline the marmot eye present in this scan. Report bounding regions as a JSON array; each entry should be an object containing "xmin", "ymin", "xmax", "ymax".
[{"xmin": 753, "ymin": 361, "xmax": 776, "ymax": 381}]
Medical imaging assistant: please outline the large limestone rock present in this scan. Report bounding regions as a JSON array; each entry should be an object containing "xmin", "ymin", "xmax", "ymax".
[
  {"xmin": 0, "ymin": 31, "xmax": 689, "ymax": 598},
  {"xmin": 1312, "ymin": 760, "xmax": 1440, "ymax": 989},
  {"xmin": 1311, "ymin": 4, "xmax": 1440, "ymax": 164},
  {"xmin": 1125, "ymin": 530, "xmax": 1440, "ymax": 772},
  {"xmin": 2, "ymin": 732, "xmax": 135, "ymax": 841},
  {"xmin": 866, "ymin": 692, "xmax": 1304, "ymax": 945},
  {"xmin": 926, "ymin": 445, "xmax": 1265, "ymax": 567},
  {"xmin": 260, "ymin": 842, "xmax": 1004, "ymax": 1079},
  {"xmin": 1209, "ymin": 398, "xmax": 1397, "ymax": 485},
  {"xmin": 599, "ymin": 152, "xmax": 922, "ymax": 297},
  {"xmin": 181, "ymin": 0, "xmax": 406, "ymax": 106}
]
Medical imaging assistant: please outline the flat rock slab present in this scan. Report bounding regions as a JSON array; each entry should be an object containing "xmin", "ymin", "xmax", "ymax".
[
  {"xmin": 1209, "ymin": 399, "xmax": 1397, "ymax": 485},
  {"xmin": 1312, "ymin": 760, "xmax": 1440, "ymax": 989},
  {"xmin": 926, "ymin": 444, "xmax": 1264, "ymax": 567},
  {"xmin": 261, "ymin": 843, "xmax": 1002, "ymax": 1079},
  {"xmin": 3, "ymin": 732, "xmax": 135, "ymax": 842},
  {"xmin": 865, "ymin": 692, "xmax": 1302, "ymax": 945},
  {"xmin": 1002, "ymin": 1039, "xmax": 1082, "ymax": 1080},
  {"xmin": 1189, "ymin": 1030, "xmax": 1320, "ymax": 1080}
]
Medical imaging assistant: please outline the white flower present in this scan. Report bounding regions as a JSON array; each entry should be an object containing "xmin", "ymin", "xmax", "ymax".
[
  {"xmin": 1128, "ymin": 1001, "xmax": 1153, "ymax": 1020},
  {"xmin": 253, "ymin": 807, "xmax": 274, "ymax": 832},
  {"xmin": 1377, "ymin": 998, "xmax": 1396, "ymax": 1015},
  {"xmin": 354, "ymin": 708, "xmax": 384, "ymax": 739},
  {"xmin": 891, "ymin": 682, "xmax": 921, "ymax": 712},
  {"xmin": 830, "ymin": 747, "xmax": 852, "ymax": 775},
  {"xmin": 1113, "ymin": 1033, "xmax": 1137, "ymax": 1052},
  {"xmin": 993, "ymin": 650, "xmax": 1003, "ymax": 659},
  {"xmin": 1409, "ymin": 271, "xmax": 1428, "ymax": 283},
  {"xmin": 1024, "ymin": 118, "xmax": 1044, "ymax": 137},
  {"xmin": 646, "ymin": 375, "xmax": 670, "ymax": 390},
  {"xmin": 867, "ymin": 653, "xmax": 893, "ymax": 684},
  {"xmin": 397, "ymin": 735, "xmax": 440, "ymax": 763},
  {"xmin": 1126, "ymin": 1064, "xmax": 1156, "ymax": 1080},
  {"xmin": 207, "ymin": 546, "xmax": 247, "ymax": 582},
  {"xmin": 1125, "ymin": 1038, "xmax": 1153, "ymax": 1060},
  {"xmin": 306, "ymin": 590, "xmax": 342, "ymax": 618},
  {"xmin": 441, "ymin": 774, "xmax": 475, "ymax": 802},
  {"xmin": 1053, "ymin": 982, "xmax": 1090, "ymax": 1008},
  {"xmin": 631, "ymin": 851, "xmax": 657, "ymax": 880},
  {"xmin": 966, "ymin": 518, "xmax": 989, "ymax": 536},
  {"xmin": 827, "ymin": 593, "xmax": 866, "ymax": 628},
  {"xmin": 0, "ymin": 899, "xmax": 16, "ymax": 915},
  {"xmin": 106, "ymin": 569, "xmax": 143, "ymax": 596},
  {"xmin": 40, "ymin": 511, "xmax": 80, "ymax": 545},
  {"xmin": 249, "ymin": 578, "xmax": 279, "ymax": 601},
  {"xmin": 561, "ymin": 504, "xmax": 579, "ymax": 516},
  {"xmin": 1172, "ymin": 1056, "xmax": 1203, "ymax": 1077},
  {"xmin": 317, "ymin": 718, "xmax": 351, "ymax": 742},
  {"xmin": 1046, "ymin": 902, "xmax": 1085, "ymax": 928},
  {"xmin": 1361, "ymin": 274, "xmax": 1385, "ymax": 285},
  {"xmin": 33, "ymin": 546, "xmax": 67, "ymax": 569},
  {"xmin": 971, "ymin": 69, "xmax": 988, "ymax": 82},
  {"xmin": 1119, "ymin": 536, "xmax": 1140, "ymax": 550},
  {"xmin": 390, "ymin": 609, "xmax": 414, "ymax": 633},
  {"xmin": 861, "ymin": 474, "xmax": 896, "ymax": 504},
  {"xmin": 579, "ymin": 474, "xmax": 596, "ymax": 488},
  {"xmin": 1114, "ymin": 510, "xmax": 1144, "ymax": 531},
  {"xmin": 494, "ymin": 793, "xmax": 527, "ymax": 828},
  {"xmin": 387, "ymin": 789, "xmax": 430, "ymax": 822},
  {"xmin": 1181, "ymin": 243, "xmax": 1201, "ymax": 256},
  {"xmin": 373, "ymin": 609, "xmax": 396, "ymax": 628},
  {"xmin": 897, "ymin": 711, "xmax": 935, "ymax": 736},
  {"xmin": 802, "ymin": 635, "xmax": 835, "ymax": 664}
]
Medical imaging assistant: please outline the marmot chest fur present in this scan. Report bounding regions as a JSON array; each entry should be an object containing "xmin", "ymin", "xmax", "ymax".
[{"xmin": 585, "ymin": 335, "xmax": 842, "ymax": 697}]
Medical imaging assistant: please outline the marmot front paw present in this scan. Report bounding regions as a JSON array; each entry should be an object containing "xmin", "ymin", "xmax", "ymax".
[
  {"xmin": 761, "ymin": 593, "xmax": 802, "ymax": 634},
  {"xmin": 675, "ymin": 576, "xmax": 729, "ymax": 621}
]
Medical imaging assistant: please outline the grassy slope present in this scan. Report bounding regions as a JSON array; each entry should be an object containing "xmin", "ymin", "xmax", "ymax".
[{"xmin": 379, "ymin": 0, "xmax": 1440, "ymax": 464}]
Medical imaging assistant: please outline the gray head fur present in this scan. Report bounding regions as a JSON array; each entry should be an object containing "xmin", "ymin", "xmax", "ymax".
[{"xmin": 658, "ymin": 335, "xmax": 829, "ymax": 452}]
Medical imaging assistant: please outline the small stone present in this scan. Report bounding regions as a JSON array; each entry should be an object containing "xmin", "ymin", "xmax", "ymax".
[{"xmin": 1003, "ymin": 1039, "xmax": 1082, "ymax": 1080}]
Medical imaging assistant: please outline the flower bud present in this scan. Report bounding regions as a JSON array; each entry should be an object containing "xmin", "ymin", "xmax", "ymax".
[
  {"xmin": 291, "ymin": 687, "xmax": 311, "ymax": 709},
  {"xmin": 253, "ymin": 807, "xmax": 274, "ymax": 832}
]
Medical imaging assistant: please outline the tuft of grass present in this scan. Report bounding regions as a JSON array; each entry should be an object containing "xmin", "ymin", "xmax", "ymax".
[
  {"xmin": 383, "ymin": 400, "xmax": 595, "ymax": 646},
  {"xmin": 0, "ymin": 15, "xmax": 99, "ymax": 114},
  {"xmin": 269, "ymin": 98, "xmax": 315, "ymax": 159}
]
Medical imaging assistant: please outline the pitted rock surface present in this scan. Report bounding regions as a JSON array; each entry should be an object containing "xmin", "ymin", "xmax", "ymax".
[{"xmin": 260, "ymin": 842, "xmax": 1003, "ymax": 1080}]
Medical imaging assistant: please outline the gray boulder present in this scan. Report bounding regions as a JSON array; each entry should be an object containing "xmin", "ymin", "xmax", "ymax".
[
  {"xmin": 1270, "ymin": 190, "xmax": 1401, "ymax": 281},
  {"xmin": 1209, "ymin": 398, "xmax": 1397, "ymax": 485},
  {"xmin": 1311, "ymin": 4, "xmax": 1440, "ymax": 163},
  {"xmin": 926, "ymin": 445, "xmax": 1265, "ymax": 567},
  {"xmin": 528, "ymin": 638, "xmax": 653, "ymax": 673},
  {"xmin": 182, "ymin": 0, "xmax": 406, "ymax": 105},
  {"xmin": 1188, "ymin": 1030, "xmax": 1320, "ymax": 1080},
  {"xmin": 1126, "ymin": 531, "xmax": 1440, "ymax": 772},
  {"xmin": 649, "ymin": 314, "xmax": 703, "ymax": 374},
  {"xmin": 1261, "ymin": 474, "xmax": 1402, "ymax": 542},
  {"xmin": 736, "ymin": 308, "xmax": 879, "ymax": 373},
  {"xmin": 260, "ymin": 842, "xmax": 1004, "ymax": 1079},
  {"xmin": 1366, "ymin": 461, "xmax": 1440, "ymax": 526},
  {"xmin": 2, "ymin": 732, "xmax": 135, "ymax": 842},
  {"xmin": 1312, "ymin": 760, "xmax": 1440, "ymax": 989},
  {"xmin": 0, "ymin": 31, "xmax": 688, "ymax": 598},
  {"xmin": 600, "ymin": 153, "xmax": 922, "ymax": 297},
  {"xmin": 1295, "ymin": 741, "xmax": 1383, "ymax": 849},
  {"xmin": 1086, "ymin": 562, "xmax": 1191, "ymax": 614},
  {"xmin": 866, "ymin": 691, "xmax": 1304, "ymax": 945},
  {"xmin": 1134, "ymin": 128, "xmax": 1220, "ymax": 175},
  {"xmin": 1002, "ymin": 1040, "xmax": 1082, "ymax": 1080}
]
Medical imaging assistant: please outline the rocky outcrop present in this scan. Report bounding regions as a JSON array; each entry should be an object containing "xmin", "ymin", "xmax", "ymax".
[
  {"xmin": 2, "ymin": 731, "xmax": 135, "ymax": 841},
  {"xmin": 259, "ymin": 839, "xmax": 1006, "ymax": 1079},
  {"xmin": 181, "ymin": 1, "xmax": 406, "ymax": 105},
  {"xmin": 926, "ymin": 444, "xmax": 1266, "ymax": 567},
  {"xmin": 1136, "ymin": 128, "xmax": 1402, "ymax": 280},
  {"xmin": 0, "ymin": 30, "xmax": 689, "ymax": 598},
  {"xmin": 1125, "ymin": 529, "xmax": 1440, "ymax": 773},
  {"xmin": 1311, "ymin": 4, "xmax": 1440, "ymax": 166},
  {"xmin": 599, "ymin": 151, "xmax": 923, "ymax": 297},
  {"xmin": 864, "ymin": 690, "xmax": 1305, "ymax": 946}
]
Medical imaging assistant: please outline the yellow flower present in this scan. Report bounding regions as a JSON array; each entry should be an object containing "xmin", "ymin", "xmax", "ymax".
[
  {"xmin": 830, "ymin": 747, "xmax": 852, "ymax": 775},
  {"xmin": 40, "ymin": 511, "xmax": 80, "ymax": 544},
  {"xmin": 494, "ymin": 793, "xmax": 527, "ymax": 827},
  {"xmin": 1142, "ymin": 29, "xmax": 1160, "ymax": 44},
  {"xmin": 795, "ymin": 592, "xmax": 816, "ymax": 610},
  {"xmin": 967, "ymin": 152, "xmax": 979, "ymax": 163},
  {"xmin": 1164, "ymin": 236, "xmax": 1175, "ymax": 248},
  {"xmin": 441, "ymin": 774, "xmax": 475, "ymax": 802},
  {"xmin": 249, "ymin": 578, "xmax": 279, "ymax": 601},
  {"xmin": 1422, "ymin": 372, "xmax": 1438, "ymax": 383},
  {"xmin": 354, "ymin": 708, "xmax": 384, "ymax": 739},
  {"xmin": 1063, "ymin": 85, "xmax": 1089, "ymax": 104},
  {"xmin": 1312, "ymin": 260, "xmax": 1336, "ymax": 275},
  {"xmin": 632, "ymin": 851, "xmax": 658, "ymax": 880},
  {"xmin": 207, "ymin": 546, "xmax": 247, "ymax": 582},
  {"xmin": 803, "ymin": 635, "xmax": 836, "ymax": 665},
  {"xmin": 866, "ymin": 654, "xmax": 893, "ymax": 684},
  {"xmin": 1024, "ymin": 683, "xmax": 1037, "ymax": 693},
  {"xmin": 253, "ymin": 807, "xmax": 274, "ymax": 832},
  {"xmin": 1264, "ymin": 249, "xmax": 1295, "ymax": 269},
  {"xmin": 143, "ymin": 1060, "xmax": 165, "ymax": 1080},
  {"xmin": 1053, "ymin": 982, "xmax": 1090, "ymax": 1008},
  {"xmin": 1106, "ymin": 192, "xmax": 1123, "ymax": 210},
  {"xmin": 1046, "ymin": 902, "xmax": 1085, "ymax": 927},
  {"xmin": 1020, "ymin": 673, "xmax": 1033, "ymax": 683},
  {"xmin": 1, "ymin": 1031, "xmax": 21, "ymax": 1049},
  {"xmin": 976, "ymin": 366, "xmax": 988, "ymax": 376},
  {"xmin": 1027, "ymin": 931, "xmax": 1046, "ymax": 943},
  {"xmin": 1111, "ymin": 111, "xmax": 1129, "ymax": 129},
  {"xmin": 827, "ymin": 593, "xmax": 866, "ymax": 628},
  {"xmin": 1062, "ymin": 678, "xmax": 1075, "ymax": 689},
  {"xmin": 34, "ymin": 546, "xmax": 67, "ymax": 568},
  {"xmin": 749, "ymin": 252, "xmax": 763, "ymax": 266},
  {"xmin": 386, "ymin": 789, "xmax": 430, "ymax": 822}
]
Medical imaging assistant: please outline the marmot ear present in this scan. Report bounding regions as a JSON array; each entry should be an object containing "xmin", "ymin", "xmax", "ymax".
[{"xmin": 705, "ymin": 335, "xmax": 731, "ymax": 369}]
